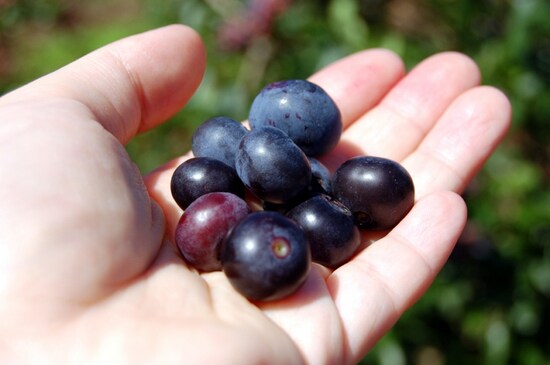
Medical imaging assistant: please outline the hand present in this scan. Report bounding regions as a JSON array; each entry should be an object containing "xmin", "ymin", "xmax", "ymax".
[{"xmin": 0, "ymin": 25, "xmax": 511, "ymax": 364}]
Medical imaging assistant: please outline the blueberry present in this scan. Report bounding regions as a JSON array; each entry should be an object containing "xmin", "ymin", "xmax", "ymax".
[
  {"xmin": 235, "ymin": 126, "xmax": 312, "ymax": 204},
  {"xmin": 248, "ymin": 79, "xmax": 342, "ymax": 156},
  {"xmin": 191, "ymin": 116, "xmax": 248, "ymax": 169},
  {"xmin": 220, "ymin": 211, "xmax": 311, "ymax": 301},
  {"xmin": 170, "ymin": 157, "xmax": 244, "ymax": 209},
  {"xmin": 308, "ymin": 157, "xmax": 332, "ymax": 196},
  {"xmin": 332, "ymin": 156, "xmax": 415, "ymax": 230},
  {"xmin": 260, "ymin": 157, "xmax": 332, "ymax": 215},
  {"xmin": 287, "ymin": 194, "xmax": 360, "ymax": 268}
]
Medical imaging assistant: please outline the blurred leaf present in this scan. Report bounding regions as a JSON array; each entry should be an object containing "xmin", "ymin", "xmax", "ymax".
[
  {"xmin": 509, "ymin": 300, "xmax": 541, "ymax": 336},
  {"xmin": 528, "ymin": 259, "xmax": 550, "ymax": 296},
  {"xmin": 484, "ymin": 317, "xmax": 510, "ymax": 365},
  {"xmin": 363, "ymin": 333, "xmax": 406, "ymax": 365},
  {"xmin": 328, "ymin": 0, "xmax": 369, "ymax": 51}
]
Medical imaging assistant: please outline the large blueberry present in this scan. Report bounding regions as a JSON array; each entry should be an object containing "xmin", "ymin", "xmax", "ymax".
[
  {"xmin": 332, "ymin": 156, "xmax": 415, "ymax": 230},
  {"xmin": 220, "ymin": 211, "xmax": 311, "ymax": 302},
  {"xmin": 248, "ymin": 79, "xmax": 342, "ymax": 156},
  {"xmin": 191, "ymin": 116, "xmax": 248, "ymax": 169},
  {"xmin": 235, "ymin": 126, "xmax": 312, "ymax": 204},
  {"xmin": 287, "ymin": 194, "xmax": 360, "ymax": 268}
]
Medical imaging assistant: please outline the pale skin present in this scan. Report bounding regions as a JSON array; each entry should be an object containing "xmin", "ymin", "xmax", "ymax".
[{"xmin": 0, "ymin": 25, "xmax": 511, "ymax": 364}]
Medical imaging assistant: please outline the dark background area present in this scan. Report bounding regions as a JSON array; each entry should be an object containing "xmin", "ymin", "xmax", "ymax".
[{"xmin": 1, "ymin": 0, "xmax": 549, "ymax": 364}]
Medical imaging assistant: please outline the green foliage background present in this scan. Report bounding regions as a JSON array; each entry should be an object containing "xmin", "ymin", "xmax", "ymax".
[{"xmin": 1, "ymin": 0, "xmax": 548, "ymax": 364}]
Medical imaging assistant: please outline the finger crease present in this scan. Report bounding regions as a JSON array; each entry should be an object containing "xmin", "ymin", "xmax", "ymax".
[
  {"xmin": 416, "ymin": 146, "xmax": 467, "ymax": 191},
  {"xmin": 103, "ymin": 47, "xmax": 146, "ymax": 142}
]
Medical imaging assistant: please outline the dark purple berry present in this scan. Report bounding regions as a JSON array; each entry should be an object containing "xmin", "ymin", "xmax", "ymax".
[
  {"xmin": 220, "ymin": 211, "xmax": 311, "ymax": 301},
  {"xmin": 308, "ymin": 157, "xmax": 332, "ymax": 196},
  {"xmin": 287, "ymin": 194, "xmax": 360, "ymax": 268},
  {"xmin": 235, "ymin": 126, "xmax": 311, "ymax": 204},
  {"xmin": 261, "ymin": 157, "xmax": 332, "ymax": 214},
  {"xmin": 170, "ymin": 157, "xmax": 244, "ymax": 209},
  {"xmin": 332, "ymin": 156, "xmax": 415, "ymax": 230},
  {"xmin": 248, "ymin": 79, "xmax": 342, "ymax": 156},
  {"xmin": 175, "ymin": 192, "xmax": 250, "ymax": 272},
  {"xmin": 191, "ymin": 116, "xmax": 248, "ymax": 169}
]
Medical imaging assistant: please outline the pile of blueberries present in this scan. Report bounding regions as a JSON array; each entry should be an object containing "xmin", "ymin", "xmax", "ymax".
[{"xmin": 170, "ymin": 79, "xmax": 415, "ymax": 302}]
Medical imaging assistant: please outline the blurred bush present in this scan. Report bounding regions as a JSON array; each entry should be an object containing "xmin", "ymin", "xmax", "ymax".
[{"xmin": 1, "ymin": 0, "xmax": 548, "ymax": 363}]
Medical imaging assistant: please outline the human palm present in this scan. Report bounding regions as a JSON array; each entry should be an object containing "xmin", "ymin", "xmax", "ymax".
[{"xmin": 0, "ymin": 25, "xmax": 510, "ymax": 364}]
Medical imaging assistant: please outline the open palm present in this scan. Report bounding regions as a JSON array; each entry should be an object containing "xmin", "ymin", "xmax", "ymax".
[{"xmin": 0, "ymin": 25, "xmax": 510, "ymax": 365}]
